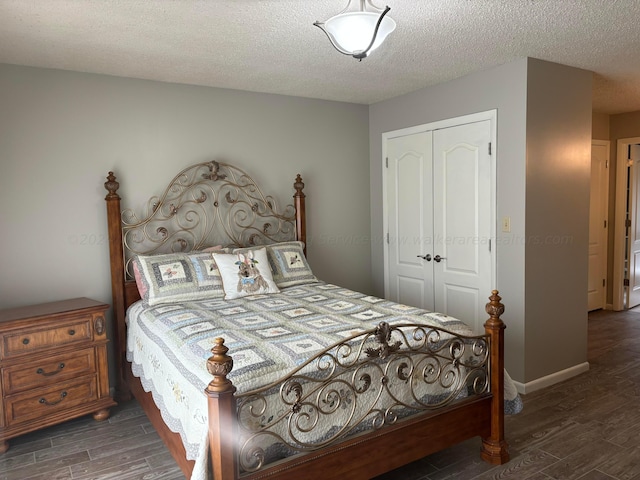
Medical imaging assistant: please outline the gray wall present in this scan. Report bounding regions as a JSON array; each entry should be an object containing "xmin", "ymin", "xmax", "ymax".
[
  {"xmin": 0, "ymin": 64, "xmax": 372, "ymax": 313},
  {"xmin": 609, "ymin": 110, "xmax": 640, "ymax": 140},
  {"xmin": 592, "ymin": 112, "xmax": 610, "ymax": 141},
  {"xmin": 370, "ymin": 59, "xmax": 529, "ymax": 382},
  {"xmin": 524, "ymin": 58, "xmax": 592, "ymax": 382},
  {"xmin": 369, "ymin": 58, "xmax": 592, "ymax": 386}
]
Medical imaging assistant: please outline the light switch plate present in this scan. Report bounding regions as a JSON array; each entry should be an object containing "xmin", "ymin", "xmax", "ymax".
[{"xmin": 502, "ymin": 216, "xmax": 511, "ymax": 233}]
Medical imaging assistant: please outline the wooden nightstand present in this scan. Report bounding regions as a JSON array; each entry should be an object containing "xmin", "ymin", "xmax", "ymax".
[{"xmin": 0, "ymin": 298, "xmax": 117, "ymax": 452}]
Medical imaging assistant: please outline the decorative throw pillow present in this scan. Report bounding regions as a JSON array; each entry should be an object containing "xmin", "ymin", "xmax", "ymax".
[
  {"xmin": 212, "ymin": 248, "xmax": 280, "ymax": 299},
  {"xmin": 133, "ymin": 251, "xmax": 225, "ymax": 306},
  {"xmin": 265, "ymin": 241, "xmax": 318, "ymax": 287}
]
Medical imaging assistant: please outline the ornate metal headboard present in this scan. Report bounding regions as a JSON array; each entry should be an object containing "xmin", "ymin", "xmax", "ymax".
[
  {"xmin": 105, "ymin": 160, "xmax": 306, "ymax": 281},
  {"xmin": 104, "ymin": 160, "xmax": 306, "ymax": 400}
]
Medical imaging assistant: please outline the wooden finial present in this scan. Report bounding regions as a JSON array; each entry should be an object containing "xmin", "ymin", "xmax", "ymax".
[
  {"xmin": 206, "ymin": 338, "xmax": 235, "ymax": 393},
  {"xmin": 484, "ymin": 290, "xmax": 505, "ymax": 329},
  {"xmin": 104, "ymin": 171, "xmax": 120, "ymax": 199},
  {"xmin": 485, "ymin": 290, "xmax": 504, "ymax": 318},
  {"xmin": 294, "ymin": 174, "xmax": 305, "ymax": 198}
]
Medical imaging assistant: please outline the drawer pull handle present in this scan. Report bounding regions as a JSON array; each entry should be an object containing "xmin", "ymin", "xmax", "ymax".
[
  {"xmin": 39, "ymin": 391, "xmax": 67, "ymax": 406},
  {"xmin": 68, "ymin": 329, "xmax": 76, "ymax": 336},
  {"xmin": 36, "ymin": 363, "xmax": 65, "ymax": 376},
  {"xmin": 22, "ymin": 338, "xmax": 30, "ymax": 345}
]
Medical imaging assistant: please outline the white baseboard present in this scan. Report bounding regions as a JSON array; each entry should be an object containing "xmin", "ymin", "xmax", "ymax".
[{"xmin": 512, "ymin": 362, "xmax": 590, "ymax": 395}]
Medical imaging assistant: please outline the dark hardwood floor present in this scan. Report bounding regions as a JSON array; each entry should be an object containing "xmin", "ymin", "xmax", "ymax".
[
  {"xmin": 377, "ymin": 307, "xmax": 640, "ymax": 480},
  {"xmin": 0, "ymin": 399, "xmax": 182, "ymax": 480},
  {"xmin": 1, "ymin": 308, "xmax": 639, "ymax": 480}
]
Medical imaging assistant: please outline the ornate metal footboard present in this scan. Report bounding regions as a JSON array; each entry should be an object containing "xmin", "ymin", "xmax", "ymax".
[{"xmin": 235, "ymin": 322, "xmax": 490, "ymax": 472}]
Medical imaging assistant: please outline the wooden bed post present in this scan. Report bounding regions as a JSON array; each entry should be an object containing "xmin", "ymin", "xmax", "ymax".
[
  {"xmin": 481, "ymin": 290, "xmax": 510, "ymax": 464},
  {"xmin": 104, "ymin": 172, "xmax": 132, "ymax": 402},
  {"xmin": 293, "ymin": 174, "xmax": 307, "ymax": 254},
  {"xmin": 205, "ymin": 338, "xmax": 238, "ymax": 480}
]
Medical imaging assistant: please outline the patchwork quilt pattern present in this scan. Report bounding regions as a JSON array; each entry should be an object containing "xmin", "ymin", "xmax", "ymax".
[{"xmin": 126, "ymin": 282, "xmax": 518, "ymax": 480}]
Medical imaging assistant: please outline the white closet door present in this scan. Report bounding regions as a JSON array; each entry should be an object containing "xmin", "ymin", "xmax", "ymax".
[
  {"xmin": 386, "ymin": 130, "xmax": 434, "ymax": 309},
  {"xmin": 433, "ymin": 120, "xmax": 492, "ymax": 332},
  {"xmin": 384, "ymin": 118, "xmax": 493, "ymax": 332}
]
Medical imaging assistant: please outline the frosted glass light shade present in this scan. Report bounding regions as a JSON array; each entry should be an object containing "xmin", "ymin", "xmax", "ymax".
[{"xmin": 324, "ymin": 11, "xmax": 396, "ymax": 55}]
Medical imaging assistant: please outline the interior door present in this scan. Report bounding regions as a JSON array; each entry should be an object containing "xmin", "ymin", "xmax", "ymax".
[
  {"xmin": 432, "ymin": 121, "xmax": 492, "ymax": 332},
  {"xmin": 587, "ymin": 141, "xmax": 609, "ymax": 311},
  {"xmin": 384, "ymin": 119, "xmax": 493, "ymax": 333},
  {"xmin": 386, "ymin": 130, "xmax": 434, "ymax": 308},
  {"xmin": 627, "ymin": 144, "xmax": 640, "ymax": 308}
]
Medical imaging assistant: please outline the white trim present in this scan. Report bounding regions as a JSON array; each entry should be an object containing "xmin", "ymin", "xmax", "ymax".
[
  {"xmin": 511, "ymin": 362, "xmax": 590, "ymax": 395},
  {"xmin": 383, "ymin": 110, "xmax": 497, "ymax": 140},
  {"xmin": 589, "ymin": 139, "xmax": 610, "ymax": 311}
]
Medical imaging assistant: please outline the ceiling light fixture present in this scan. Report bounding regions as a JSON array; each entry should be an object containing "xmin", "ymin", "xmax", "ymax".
[{"xmin": 314, "ymin": 1, "xmax": 396, "ymax": 60}]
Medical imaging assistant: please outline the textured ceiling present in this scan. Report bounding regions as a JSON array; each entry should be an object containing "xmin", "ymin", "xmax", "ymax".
[{"xmin": 1, "ymin": 1, "xmax": 640, "ymax": 114}]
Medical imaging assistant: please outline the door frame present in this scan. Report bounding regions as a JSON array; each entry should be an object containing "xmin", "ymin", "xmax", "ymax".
[
  {"xmin": 381, "ymin": 110, "xmax": 498, "ymax": 304},
  {"xmin": 589, "ymin": 139, "xmax": 610, "ymax": 311},
  {"xmin": 613, "ymin": 136, "xmax": 640, "ymax": 310}
]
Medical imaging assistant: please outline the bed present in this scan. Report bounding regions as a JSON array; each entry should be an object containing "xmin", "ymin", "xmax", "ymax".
[{"xmin": 104, "ymin": 160, "xmax": 517, "ymax": 480}]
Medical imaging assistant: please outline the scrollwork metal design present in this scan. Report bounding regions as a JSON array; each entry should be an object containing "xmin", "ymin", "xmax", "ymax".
[
  {"xmin": 235, "ymin": 322, "xmax": 491, "ymax": 473},
  {"xmin": 119, "ymin": 161, "xmax": 297, "ymax": 278},
  {"xmin": 365, "ymin": 321, "xmax": 402, "ymax": 359}
]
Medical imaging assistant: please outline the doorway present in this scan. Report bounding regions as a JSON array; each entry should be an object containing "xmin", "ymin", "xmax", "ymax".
[{"xmin": 613, "ymin": 137, "xmax": 640, "ymax": 310}]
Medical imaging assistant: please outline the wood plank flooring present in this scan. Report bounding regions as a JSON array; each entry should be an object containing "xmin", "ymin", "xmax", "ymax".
[
  {"xmin": 1, "ymin": 308, "xmax": 639, "ymax": 480},
  {"xmin": 0, "ymin": 399, "xmax": 182, "ymax": 480}
]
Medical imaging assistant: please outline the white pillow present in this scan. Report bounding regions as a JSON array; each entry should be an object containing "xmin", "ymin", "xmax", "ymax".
[
  {"xmin": 233, "ymin": 241, "xmax": 318, "ymax": 288},
  {"xmin": 212, "ymin": 248, "xmax": 280, "ymax": 299}
]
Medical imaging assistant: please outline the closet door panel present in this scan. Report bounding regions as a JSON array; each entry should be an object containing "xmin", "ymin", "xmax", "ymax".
[
  {"xmin": 433, "ymin": 120, "xmax": 492, "ymax": 332},
  {"xmin": 386, "ymin": 130, "xmax": 434, "ymax": 310}
]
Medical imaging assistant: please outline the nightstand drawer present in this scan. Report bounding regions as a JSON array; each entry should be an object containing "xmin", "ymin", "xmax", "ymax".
[
  {"xmin": 2, "ymin": 348, "xmax": 96, "ymax": 394},
  {"xmin": 3, "ymin": 318, "xmax": 92, "ymax": 357},
  {"xmin": 5, "ymin": 377, "xmax": 98, "ymax": 426}
]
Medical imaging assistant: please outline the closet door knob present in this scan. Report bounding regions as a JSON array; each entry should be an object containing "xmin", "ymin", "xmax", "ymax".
[
  {"xmin": 417, "ymin": 254, "xmax": 432, "ymax": 261},
  {"xmin": 434, "ymin": 255, "xmax": 446, "ymax": 263}
]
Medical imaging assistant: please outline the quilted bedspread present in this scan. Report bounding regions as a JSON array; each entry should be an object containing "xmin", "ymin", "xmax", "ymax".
[{"xmin": 126, "ymin": 282, "xmax": 521, "ymax": 480}]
